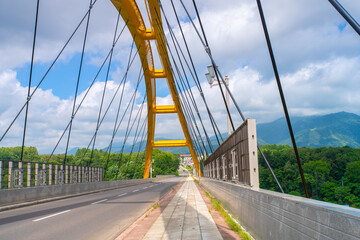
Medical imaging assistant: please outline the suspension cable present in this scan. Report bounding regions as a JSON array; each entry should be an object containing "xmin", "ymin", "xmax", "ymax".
[
  {"xmin": 256, "ymin": 0, "xmax": 306, "ymax": 196},
  {"xmin": 166, "ymin": 0, "xmax": 224, "ymax": 144},
  {"xmin": 20, "ymin": 0, "xmax": 40, "ymax": 162},
  {"xmin": 64, "ymin": 0, "xmax": 94, "ymax": 165},
  {"xmin": 160, "ymin": 9, "xmax": 215, "ymax": 152},
  {"xmin": 90, "ymin": 11, "xmax": 122, "ymax": 162},
  {"xmin": 176, "ymin": 0, "xmax": 284, "ymax": 193},
  {"xmin": 46, "ymin": 23, "xmax": 131, "ymax": 162},
  {"xmin": 329, "ymin": 0, "xmax": 360, "ymax": 36},
  {"xmin": 152, "ymin": 6, "xmax": 213, "ymax": 155},
  {"xmin": 0, "ymin": 0, "xmax": 99, "ymax": 143}
]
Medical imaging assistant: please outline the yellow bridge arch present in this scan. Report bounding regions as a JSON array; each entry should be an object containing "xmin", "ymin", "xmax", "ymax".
[{"xmin": 110, "ymin": 0, "xmax": 201, "ymax": 178}]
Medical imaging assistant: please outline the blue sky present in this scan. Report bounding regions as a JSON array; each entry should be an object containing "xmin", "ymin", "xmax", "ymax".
[{"xmin": 0, "ymin": 0, "xmax": 360, "ymax": 153}]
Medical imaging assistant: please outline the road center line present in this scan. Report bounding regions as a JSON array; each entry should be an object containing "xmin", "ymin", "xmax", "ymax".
[
  {"xmin": 91, "ymin": 199, "xmax": 108, "ymax": 205},
  {"xmin": 142, "ymin": 187, "xmax": 148, "ymax": 189},
  {"xmin": 33, "ymin": 210, "xmax": 71, "ymax": 222},
  {"xmin": 118, "ymin": 193, "xmax": 127, "ymax": 197},
  {"xmin": 132, "ymin": 189, "xmax": 139, "ymax": 192}
]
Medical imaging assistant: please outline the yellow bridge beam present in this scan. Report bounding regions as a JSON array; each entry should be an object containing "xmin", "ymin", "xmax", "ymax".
[
  {"xmin": 154, "ymin": 105, "xmax": 177, "ymax": 114},
  {"xmin": 153, "ymin": 140, "xmax": 188, "ymax": 148}
]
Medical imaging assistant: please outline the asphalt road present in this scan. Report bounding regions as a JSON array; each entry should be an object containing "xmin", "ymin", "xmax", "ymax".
[{"xmin": 0, "ymin": 176, "xmax": 184, "ymax": 240}]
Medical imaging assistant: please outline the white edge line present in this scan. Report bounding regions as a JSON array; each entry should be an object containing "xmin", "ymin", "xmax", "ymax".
[
  {"xmin": 118, "ymin": 193, "xmax": 127, "ymax": 197},
  {"xmin": 91, "ymin": 199, "xmax": 108, "ymax": 205},
  {"xmin": 33, "ymin": 210, "xmax": 71, "ymax": 222}
]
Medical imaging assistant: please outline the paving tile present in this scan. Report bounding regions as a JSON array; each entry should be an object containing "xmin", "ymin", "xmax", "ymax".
[{"xmin": 142, "ymin": 177, "xmax": 223, "ymax": 240}]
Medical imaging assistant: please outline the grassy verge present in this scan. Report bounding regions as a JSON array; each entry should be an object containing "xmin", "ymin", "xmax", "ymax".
[{"xmin": 204, "ymin": 190, "xmax": 251, "ymax": 240}]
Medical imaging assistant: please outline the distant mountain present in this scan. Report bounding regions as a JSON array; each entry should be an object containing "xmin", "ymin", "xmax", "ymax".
[
  {"xmin": 257, "ymin": 112, "xmax": 360, "ymax": 148},
  {"xmin": 69, "ymin": 112, "xmax": 359, "ymax": 156}
]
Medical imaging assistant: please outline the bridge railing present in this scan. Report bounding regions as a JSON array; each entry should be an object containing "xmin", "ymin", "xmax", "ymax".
[
  {"xmin": 0, "ymin": 160, "xmax": 103, "ymax": 189},
  {"xmin": 203, "ymin": 119, "xmax": 259, "ymax": 189}
]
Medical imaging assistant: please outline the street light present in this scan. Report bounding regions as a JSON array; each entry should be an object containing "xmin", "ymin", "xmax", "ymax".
[{"xmin": 206, "ymin": 65, "xmax": 231, "ymax": 137}]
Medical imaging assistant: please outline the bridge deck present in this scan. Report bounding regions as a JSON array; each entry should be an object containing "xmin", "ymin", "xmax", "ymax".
[{"xmin": 140, "ymin": 177, "xmax": 222, "ymax": 240}]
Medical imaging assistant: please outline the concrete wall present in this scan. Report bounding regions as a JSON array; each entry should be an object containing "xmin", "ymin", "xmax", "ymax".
[
  {"xmin": 200, "ymin": 178, "xmax": 360, "ymax": 240},
  {"xmin": 0, "ymin": 178, "xmax": 152, "ymax": 207}
]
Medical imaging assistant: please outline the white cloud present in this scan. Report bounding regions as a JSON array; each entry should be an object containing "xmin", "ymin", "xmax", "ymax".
[{"xmin": 1, "ymin": 0, "xmax": 360, "ymax": 153}]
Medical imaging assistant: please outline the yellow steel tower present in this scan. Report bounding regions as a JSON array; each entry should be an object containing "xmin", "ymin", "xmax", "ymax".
[{"xmin": 110, "ymin": 0, "xmax": 202, "ymax": 178}]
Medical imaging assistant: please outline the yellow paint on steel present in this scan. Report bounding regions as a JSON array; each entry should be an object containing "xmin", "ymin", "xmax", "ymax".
[
  {"xmin": 110, "ymin": 0, "xmax": 202, "ymax": 178},
  {"xmin": 153, "ymin": 140, "xmax": 188, "ymax": 148},
  {"xmin": 154, "ymin": 105, "xmax": 177, "ymax": 114}
]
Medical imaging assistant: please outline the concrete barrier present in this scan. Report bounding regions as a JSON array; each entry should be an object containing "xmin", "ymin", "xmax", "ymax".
[
  {"xmin": 200, "ymin": 178, "xmax": 360, "ymax": 240},
  {"xmin": 0, "ymin": 178, "xmax": 152, "ymax": 208}
]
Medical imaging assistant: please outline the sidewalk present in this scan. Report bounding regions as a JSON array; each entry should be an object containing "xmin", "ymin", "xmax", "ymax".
[{"xmin": 142, "ymin": 177, "xmax": 223, "ymax": 240}]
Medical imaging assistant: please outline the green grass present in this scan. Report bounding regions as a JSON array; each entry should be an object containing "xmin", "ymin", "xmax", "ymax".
[{"xmin": 204, "ymin": 190, "xmax": 251, "ymax": 240}]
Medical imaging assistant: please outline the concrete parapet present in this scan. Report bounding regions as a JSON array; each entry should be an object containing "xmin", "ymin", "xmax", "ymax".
[
  {"xmin": 200, "ymin": 178, "xmax": 360, "ymax": 240},
  {"xmin": 0, "ymin": 178, "xmax": 152, "ymax": 208}
]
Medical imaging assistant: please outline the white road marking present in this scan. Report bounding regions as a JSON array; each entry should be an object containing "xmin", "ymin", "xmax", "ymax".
[
  {"xmin": 33, "ymin": 210, "xmax": 71, "ymax": 222},
  {"xmin": 118, "ymin": 193, "xmax": 127, "ymax": 197},
  {"xmin": 132, "ymin": 189, "xmax": 139, "ymax": 192},
  {"xmin": 142, "ymin": 187, "xmax": 148, "ymax": 189},
  {"xmin": 91, "ymin": 199, "xmax": 108, "ymax": 205}
]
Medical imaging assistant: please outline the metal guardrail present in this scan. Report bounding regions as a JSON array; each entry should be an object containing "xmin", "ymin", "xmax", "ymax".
[
  {"xmin": 0, "ymin": 160, "xmax": 103, "ymax": 189},
  {"xmin": 203, "ymin": 119, "xmax": 259, "ymax": 189}
]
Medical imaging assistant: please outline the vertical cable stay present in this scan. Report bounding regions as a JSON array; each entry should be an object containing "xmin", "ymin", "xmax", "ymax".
[
  {"xmin": 152, "ymin": 8, "xmax": 208, "ymax": 166},
  {"xmin": 20, "ymin": 0, "xmax": 40, "ymax": 162},
  {"xmin": 79, "ymin": 64, "xmax": 144, "ymax": 168},
  {"xmin": 114, "ymin": 73, "xmax": 145, "ymax": 178},
  {"xmin": 176, "ymin": 0, "xmax": 284, "ymax": 192},
  {"xmin": 75, "ymin": 45, "xmax": 141, "ymax": 166},
  {"xmin": 190, "ymin": 0, "xmax": 236, "ymax": 133},
  {"xmin": 90, "ymin": 11, "xmax": 122, "ymax": 163},
  {"xmin": 153, "ymin": 5, "xmax": 215, "ymax": 155},
  {"xmin": 161, "ymin": 8, "xmax": 215, "ymax": 153},
  {"xmin": 127, "ymin": 116, "xmax": 147, "ymax": 178},
  {"xmin": 167, "ymin": 0, "xmax": 223, "ymax": 145},
  {"xmin": 0, "ymin": 0, "xmax": 99, "ymax": 144},
  {"xmin": 328, "ymin": 0, "xmax": 360, "ymax": 36},
  {"xmin": 45, "ymin": 24, "xmax": 132, "ymax": 163},
  {"xmin": 256, "ymin": 0, "xmax": 308, "ymax": 197},
  {"xmin": 64, "ymin": 0, "xmax": 93, "ymax": 165},
  {"xmin": 106, "ymin": 38, "xmax": 137, "ymax": 162}
]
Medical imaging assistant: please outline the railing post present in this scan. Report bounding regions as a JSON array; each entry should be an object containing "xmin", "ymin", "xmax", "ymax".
[
  {"xmin": 16, "ymin": 161, "xmax": 23, "ymax": 188},
  {"xmin": 27, "ymin": 162, "xmax": 31, "ymax": 187},
  {"xmin": 55, "ymin": 165, "xmax": 58, "ymax": 184},
  {"xmin": 38, "ymin": 163, "xmax": 46, "ymax": 186},
  {"xmin": 35, "ymin": 162, "xmax": 39, "ymax": 186},
  {"xmin": 49, "ymin": 164, "xmax": 52, "ymax": 185},
  {"xmin": 248, "ymin": 119, "xmax": 259, "ymax": 190},
  {"xmin": 59, "ymin": 165, "xmax": 64, "ymax": 184},
  {"xmin": 65, "ymin": 165, "xmax": 68, "ymax": 184},
  {"xmin": 70, "ymin": 165, "xmax": 73, "ymax": 184},
  {"xmin": 0, "ymin": 161, "xmax": 2, "ymax": 189},
  {"xmin": 8, "ymin": 161, "xmax": 13, "ymax": 188}
]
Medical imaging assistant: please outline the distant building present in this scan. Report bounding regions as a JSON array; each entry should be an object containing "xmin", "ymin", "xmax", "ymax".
[{"xmin": 180, "ymin": 154, "xmax": 192, "ymax": 165}]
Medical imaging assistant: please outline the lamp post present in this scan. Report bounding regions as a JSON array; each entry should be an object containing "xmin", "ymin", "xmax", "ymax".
[{"xmin": 206, "ymin": 65, "xmax": 231, "ymax": 137}]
